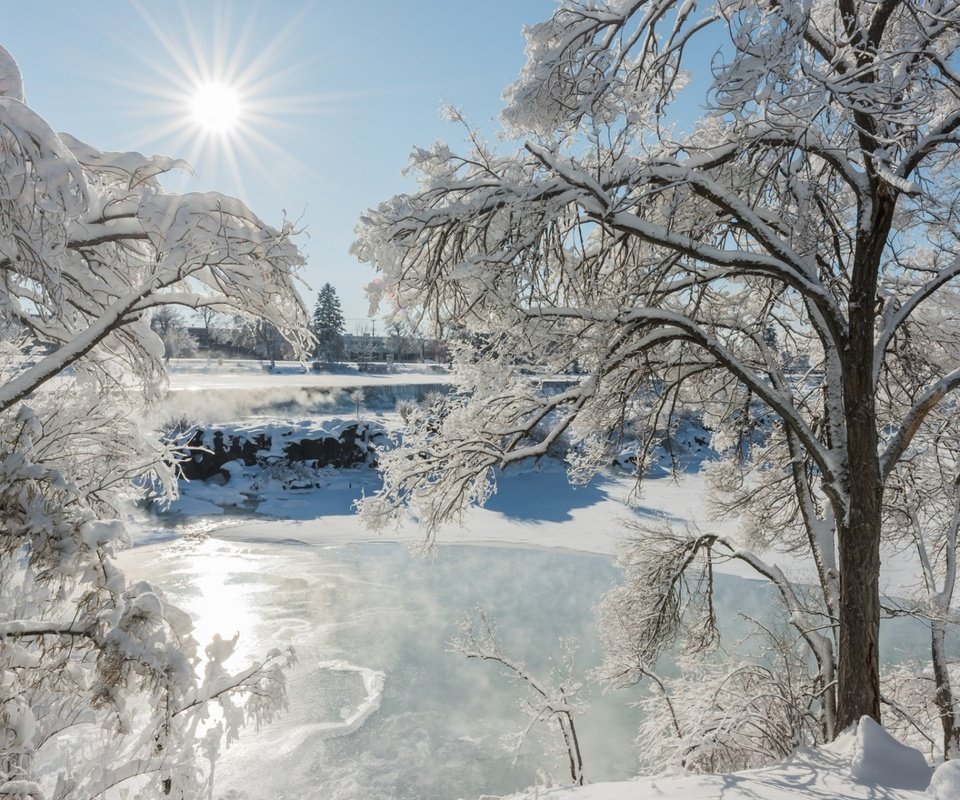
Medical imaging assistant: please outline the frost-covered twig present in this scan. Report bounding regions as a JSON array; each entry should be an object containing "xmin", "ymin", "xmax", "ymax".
[{"xmin": 451, "ymin": 608, "xmax": 586, "ymax": 786}]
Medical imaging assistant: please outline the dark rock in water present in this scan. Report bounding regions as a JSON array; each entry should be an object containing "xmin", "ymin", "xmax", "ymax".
[
  {"xmin": 283, "ymin": 423, "xmax": 385, "ymax": 467},
  {"xmin": 175, "ymin": 421, "xmax": 386, "ymax": 481},
  {"xmin": 179, "ymin": 429, "xmax": 269, "ymax": 480},
  {"xmin": 282, "ymin": 424, "xmax": 368, "ymax": 468}
]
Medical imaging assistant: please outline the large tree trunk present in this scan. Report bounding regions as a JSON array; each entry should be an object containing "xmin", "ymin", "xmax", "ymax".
[
  {"xmin": 835, "ymin": 201, "xmax": 887, "ymax": 731},
  {"xmin": 836, "ymin": 433, "xmax": 882, "ymax": 732},
  {"xmin": 835, "ymin": 470, "xmax": 882, "ymax": 731},
  {"xmin": 837, "ymin": 363, "xmax": 882, "ymax": 731}
]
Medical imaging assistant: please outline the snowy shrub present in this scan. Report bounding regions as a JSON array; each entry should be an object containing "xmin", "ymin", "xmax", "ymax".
[
  {"xmin": 452, "ymin": 608, "xmax": 586, "ymax": 786},
  {"xmin": 882, "ymin": 658, "xmax": 960, "ymax": 763},
  {"xmin": 595, "ymin": 521, "xmax": 833, "ymax": 769},
  {"xmin": 635, "ymin": 647, "xmax": 821, "ymax": 774}
]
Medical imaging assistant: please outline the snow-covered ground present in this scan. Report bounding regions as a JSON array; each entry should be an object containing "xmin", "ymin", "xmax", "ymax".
[
  {"xmin": 166, "ymin": 455, "xmax": 922, "ymax": 601},
  {"xmin": 504, "ymin": 718, "xmax": 954, "ymax": 800},
  {"xmin": 124, "ymin": 365, "xmax": 949, "ymax": 800}
]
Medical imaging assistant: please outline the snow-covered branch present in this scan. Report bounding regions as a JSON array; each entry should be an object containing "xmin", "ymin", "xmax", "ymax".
[
  {"xmin": 880, "ymin": 366, "xmax": 960, "ymax": 480},
  {"xmin": 452, "ymin": 608, "xmax": 585, "ymax": 785},
  {"xmin": 0, "ymin": 44, "xmax": 304, "ymax": 798}
]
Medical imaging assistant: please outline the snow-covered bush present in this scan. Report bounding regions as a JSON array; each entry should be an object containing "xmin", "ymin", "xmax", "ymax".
[
  {"xmin": 595, "ymin": 521, "xmax": 828, "ymax": 770},
  {"xmin": 633, "ymin": 646, "xmax": 821, "ymax": 774},
  {"xmin": 882, "ymin": 659, "xmax": 960, "ymax": 763}
]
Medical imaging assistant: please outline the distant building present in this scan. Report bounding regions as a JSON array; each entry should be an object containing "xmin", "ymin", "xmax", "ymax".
[{"xmin": 189, "ymin": 326, "xmax": 447, "ymax": 364}]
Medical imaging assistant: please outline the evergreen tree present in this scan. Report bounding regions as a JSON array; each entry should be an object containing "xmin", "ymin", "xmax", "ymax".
[{"xmin": 311, "ymin": 282, "xmax": 345, "ymax": 361}]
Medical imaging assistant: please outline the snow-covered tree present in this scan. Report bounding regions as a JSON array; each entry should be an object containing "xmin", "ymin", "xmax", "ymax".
[
  {"xmin": 0, "ymin": 44, "xmax": 309, "ymax": 797},
  {"xmin": 227, "ymin": 317, "xmax": 292, "ymax": 367},
  {"xmin": 196, "ymin": 306, "xmax": 230, "ymax": 354},
  {"xmin": 354, "ymin": 0, "xmax": 960, "ymax": 734},
  {"xmin": 252, "ymin": 319, "xmax": 290, "ymax": 368},
  {"xmin": 311, "ymin": 282, "xmax": 345, "ymax": 362},
  {"xmin": 151, "ymin": 307, "xmax": 197, "ymax": 361}
]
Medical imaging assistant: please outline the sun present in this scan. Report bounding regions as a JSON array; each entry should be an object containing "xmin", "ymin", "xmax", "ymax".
[
  {"xmin": 120, "ymin": 2, "xmax": 327, "ymax": 196},
  {"xmin": 190, "ymin": 81, "xmax": 242, "ymax": 134}
]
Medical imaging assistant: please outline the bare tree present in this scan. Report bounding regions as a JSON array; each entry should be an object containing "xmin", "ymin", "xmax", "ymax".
[
  {"xmin": 253, "ymin": 319, "xmax": 290, "ymax": 369},
  {"xmin": 151, "ymin": 307, "xmax": 196, "ymax": 362},
  {"xmin": 197, "ymin": 306, "xmax": 229, "ymax": 354}
]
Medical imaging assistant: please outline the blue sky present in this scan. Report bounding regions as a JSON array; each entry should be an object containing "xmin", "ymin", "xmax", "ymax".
[{"xmin": 3, "ymin": 1, "xmax": 556, "ymax": 326}]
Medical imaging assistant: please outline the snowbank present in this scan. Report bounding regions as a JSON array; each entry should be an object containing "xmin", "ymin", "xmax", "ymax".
[
  {"xmin": 499, "ymin": 717, "xmax": 933, "ymax": 800},
  {"xmin": 928, "ymin": 759, "xmax": 960, "ymax": 800},
  {"xmin": 184, "ymin": 459, "xmax": 916, "ymax": 593},
  {"xmin": 848, "ymin": 716, "xmax": 930, "ymax": 790}
]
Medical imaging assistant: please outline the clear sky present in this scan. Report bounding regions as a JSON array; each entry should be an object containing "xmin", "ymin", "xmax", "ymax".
[{"xmin": 2, "ymin": 0, "xmax": 556, "ymax": 329}]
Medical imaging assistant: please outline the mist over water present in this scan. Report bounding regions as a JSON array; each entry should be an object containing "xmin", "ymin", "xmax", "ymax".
[
  {"xmin": 162, "ymin": 381, "xmax": 451, "ymax": 425},
  {"xmin": 123, "ymin": 530, "xmax": 944, "ymax": 799},
  {"xmin": 126, "ymin": 538, "xmax": 644, "ymax": 799}
]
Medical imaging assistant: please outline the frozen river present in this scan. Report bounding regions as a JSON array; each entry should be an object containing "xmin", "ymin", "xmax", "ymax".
[
  {"xmin": 119, "ymin": 520, "xmax": 940, "ymax": 799},
  {"xmin": 123, "ymin": 361, "xmax": 940, "ymax": 798},
  {"xmin": 120, "ymin": 535, "xmax": 648, "ymax": 799}
]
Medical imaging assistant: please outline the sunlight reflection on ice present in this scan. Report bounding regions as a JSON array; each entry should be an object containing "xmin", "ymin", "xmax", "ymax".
[{"xmin": 120, "ymin": 537, "xmax": 643, "ymax": 799}]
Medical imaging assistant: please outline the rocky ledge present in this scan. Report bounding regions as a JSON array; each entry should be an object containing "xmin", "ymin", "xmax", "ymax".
[{"xmin": 174, "ymin": 419, "xmax": 389, "ymax": 482}]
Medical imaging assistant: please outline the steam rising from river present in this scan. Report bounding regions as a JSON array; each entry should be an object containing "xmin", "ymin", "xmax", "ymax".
[
  {"xmin": 160, "ymin": 382, "xmax": 450, "ymax": 425},
  {"xmin": 120, "ymin": 538, "xmax": 645, "ymax": 799}
]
